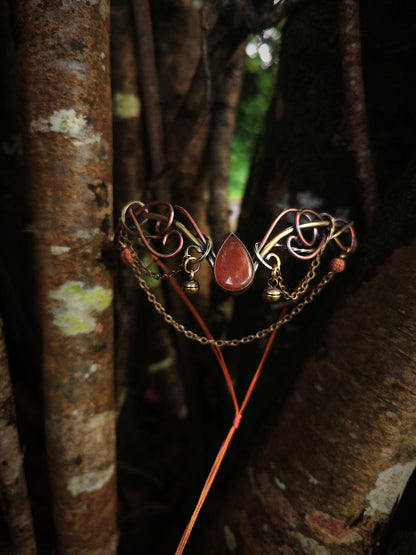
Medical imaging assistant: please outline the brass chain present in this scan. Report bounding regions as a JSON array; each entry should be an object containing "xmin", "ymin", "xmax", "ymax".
[
  {"xmin": 274, "ymin": 254, "xmax": 322, "ymax": 302},
  {"xmin": 118, "ymin": 229, "xmax": 183, "ymax": 279},
  {"xmin": 117, "ymin": 229, "xmax": 335, "ymax": 348}
]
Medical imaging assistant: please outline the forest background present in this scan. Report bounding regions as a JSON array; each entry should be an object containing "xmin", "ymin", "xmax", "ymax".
[{"xmin": 0, "ymin": 0, "xmax": 415, "ymax": 553}]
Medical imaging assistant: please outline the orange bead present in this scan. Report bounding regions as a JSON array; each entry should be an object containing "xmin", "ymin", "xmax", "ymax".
[
  {"xmin": 121, "ymin": 248, "xmax": 134, "ymax": 265},
  {"xmin": 329, "ymin": 257, "xmax": 346, "ymax": 273}
]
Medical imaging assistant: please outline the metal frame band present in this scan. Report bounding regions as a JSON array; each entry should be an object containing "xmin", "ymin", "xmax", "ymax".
[{"xmin": 121, "ymin": 200, "xmax": 356, "ymax": 275}]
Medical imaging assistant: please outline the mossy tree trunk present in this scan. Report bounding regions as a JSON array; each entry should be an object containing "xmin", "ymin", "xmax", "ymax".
[{"xmin": 14, "ymin": 2, "xmax": 117, "ymax": 553}]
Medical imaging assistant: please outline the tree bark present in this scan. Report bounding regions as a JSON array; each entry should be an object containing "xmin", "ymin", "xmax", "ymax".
[
  {"xmin": 338, "ymin": 0, "xmax": 378, "ymax": 226},
  {"xmin": 14, "ymin": 2, "xmax": 117, "ymax": 553},
  {"xmin": 202, "ymin": 237, "xmax": 416, "ymax": 554},
  {"xmin": 207, "ymin": 43, "xmax": 246, "ymax": 247},
  {"xmin": 111, "ymin": 0, "xmax": 146, "ymax": 411},
  {"xmin": 238, "ymin": 0, "xmax": 353, "ymax": 250},
  {"xmin": 131, "ymin": 0, "xmax": 165, "ymax": 187},
  {"xmin": 111, "ymin": 0, "xmax": 146, "ymax": 214},
  {"xmin": 166, "ymin": 0, "xmax": 309, "ymax": 170},
  {"xmin": 0, "ymin": 321, "xmax": 37, "ymax": 555}
]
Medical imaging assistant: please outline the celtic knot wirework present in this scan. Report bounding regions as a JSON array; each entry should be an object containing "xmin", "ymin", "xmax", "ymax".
[
  {"xmin": 254, "ymin": 208, "xmax": 356, "ymax": 269},
  {"xmin": 121, "ymin": 200, "xmax": 213, "ymax": 263},
  {"xmin": 117, "ymin": 200, "xmax": 357, "ymax": 347}
]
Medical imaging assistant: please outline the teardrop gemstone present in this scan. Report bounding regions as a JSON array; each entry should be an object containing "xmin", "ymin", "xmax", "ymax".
[{"xmin": 214, "ymin": 233, "xmax": 254, "ymax": 293}]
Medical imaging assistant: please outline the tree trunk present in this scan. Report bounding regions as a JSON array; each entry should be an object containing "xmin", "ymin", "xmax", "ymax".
[
  {"xmin": 131, "ymin": 0, "xmax": 165, "ymax": 185},
  {"xmin": 14, "ymin": 2, "xmax": 117, "ymax": 553},
  {"xmin": 111, "ymin": 0, "xmax": 146, "ymax": 411},
  {"xmin": 201, "ymin": 237, "xmax": 416, "ymax": 554},
  {"xmin": 239, "ymin": 0, "xmax": 355, "ymax": 251},
  {"xmin": 207, "ymin": 43, "xmax": 246, "ymax": 247},
  {"xmin": 0, "ymin": 321, "xmax": 37, "ymax": 554},
  {"xmin": 111, "ymin": 0, "xmax": 146, "ymax": 214},
  {"xmin": 338, "ymin": 0, "xmax": 378, "ymax": 226}
]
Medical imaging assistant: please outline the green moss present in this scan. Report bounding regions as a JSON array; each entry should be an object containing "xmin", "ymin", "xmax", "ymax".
[
  {"xmin": 53, "ymin": 312, "xmax": 95, "ymax": 335},
  {"xmin": 58, "ymin": 282, "xmax": 112, "ymax": 311},
  {"xmin": 112, "ymin": 91, "xmax": 141, "ymax": 119},
  {"xmin": 50, "ymin": 281, "xmax": 112, "ymax": 336}
]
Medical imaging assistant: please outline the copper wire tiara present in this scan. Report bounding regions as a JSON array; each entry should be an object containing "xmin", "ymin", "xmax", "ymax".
[{"xmin": 119, "ymin": 200, "xmax": 356, "ymax": 300}]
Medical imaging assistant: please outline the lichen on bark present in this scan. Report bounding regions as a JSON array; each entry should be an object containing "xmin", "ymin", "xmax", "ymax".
[{"xmin": 14, "ymin": 0, "xmax": 117, "ymax": 552}]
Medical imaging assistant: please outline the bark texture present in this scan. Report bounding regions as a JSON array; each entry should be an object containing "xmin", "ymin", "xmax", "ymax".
[
  {"xmin": 0, "ymin": 322, "xmax": 37, "ymax": 554},
  {"xmin": 151, "ymin": 0, "xmax": 304, "ymax": 211},
  {"xmin": 168, "ymin": 0, "xmax": 309, "ymax": 162},
  {"xmin": 338, "ymin": 0, "xmax": 378, "ymax": 226},
  {"xmin": 14, "ymin": 2, "xmax": 117, "ymax": 553},
  {"xmin": 131, "ymin": 0, "xmax": 165, "ymax": 185},
  {"xmin": 111, "ymin": 0, "xmax": 146, "ymax": 214},
  {"xmin": 111, "ymin": 0, "xmax": 146, "ymax": 410},
  {"xmin": 202, "ymin": 238, "xmax": 416, "ymax": 554},
  {"xmin": 239, "ymin": 0, "xmax": 353, "ymax": 252},
  {"xmin": 208, "ymin": 44, "xmax": 245, "ymax": 246}
]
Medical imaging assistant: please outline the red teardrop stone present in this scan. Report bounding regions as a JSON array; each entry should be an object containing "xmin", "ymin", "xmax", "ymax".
[{"xmin": 214, "ymin": 233, "xmax": 254, "ymax": 293}]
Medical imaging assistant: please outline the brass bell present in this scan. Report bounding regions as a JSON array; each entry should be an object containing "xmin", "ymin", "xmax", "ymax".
[
  {"xmin": 263, "ymin": 286, "xmax": 282, "ymax": 303},
  {"xmin": 182, "ymin": 261, "xmax": 200, "ymax": 295},
  {"xmin": 182, "ymin": 275, "xmax": 200, "ymax": 295}
]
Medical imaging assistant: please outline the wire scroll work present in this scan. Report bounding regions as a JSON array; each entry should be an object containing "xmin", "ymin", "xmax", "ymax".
[
  {"xmin": 117, "ymin": 200, "xmax": 356, "ymax": 347},
  {"xmin": 121, "ymin": 200, "xmax": 214, "ymax": 264},
  {"xmin": 121, "ymin": 200, "xmax": 356, "ymax": 272}
]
